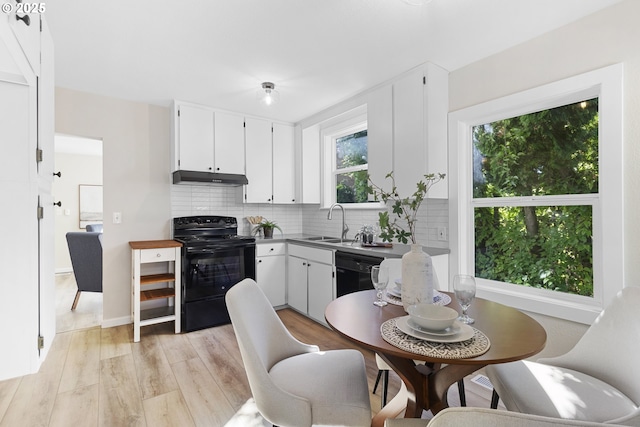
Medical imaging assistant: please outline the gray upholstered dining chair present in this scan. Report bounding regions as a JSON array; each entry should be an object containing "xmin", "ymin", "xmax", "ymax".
[
  {"xmin": 374, "ymin": 258, "xmax": 466, "ymax": 408},
  {"xmin": 384, "ymin": 407, "xmax": 622, "ymax": 427},
  {"xmin": 85, "ymin": 223, "xmax": 103, "ymax": 232},
  {"xmin": 486, "ymin": 286, "xmax": 640, "ymax": 425},
  {"xmin": 66, "ymin": 231, "xmax": 103, "ymax": 310},
  {"xmin": 225, "ymin": 278, "xmax": 372, "ymax": 427}
]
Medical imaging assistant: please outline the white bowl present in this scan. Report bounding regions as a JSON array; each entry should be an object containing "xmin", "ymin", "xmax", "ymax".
[{"xmin": 406, "ymin": 303, "xmax": 458, "ymax": 331}]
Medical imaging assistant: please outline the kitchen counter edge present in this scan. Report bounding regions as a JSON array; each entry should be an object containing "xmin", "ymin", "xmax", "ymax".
[{"xmin": 252, "ymin": 233, "xmax": 449, "ymax": 258}]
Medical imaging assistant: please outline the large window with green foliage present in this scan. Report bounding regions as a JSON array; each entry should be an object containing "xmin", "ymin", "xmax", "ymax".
[
  {"xmin": 472, "ymin": 98, "xmax": 598, "ymax": 297},
  {"xmin": 334, "ymin": 128, "xmax": 369, "ymax": 204}
]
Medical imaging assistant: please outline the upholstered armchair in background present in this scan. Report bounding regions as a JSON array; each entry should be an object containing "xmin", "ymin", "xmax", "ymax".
[
  {"xmin": 384, "ymin": 407, "xmax": 621, "ymax": 427},
  {"xmin": 85, "ymin": 223, "xmax": 103, "ymax": 232},
  {"xmin": 66, "ymin": 231, "xmax": 103, "ymax": 310},
  {"xmin": 486, "ymin": 287, "xmax": 640, "ymax": 425}
]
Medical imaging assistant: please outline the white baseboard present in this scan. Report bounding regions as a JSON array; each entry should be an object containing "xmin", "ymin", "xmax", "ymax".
[
  {"xmin": 101, "ymin": 315, "xmax": 132, "ymax": 329},
  {"xmin": 56, "ymin": 268, "xmax": 73, "ymax": 274}
]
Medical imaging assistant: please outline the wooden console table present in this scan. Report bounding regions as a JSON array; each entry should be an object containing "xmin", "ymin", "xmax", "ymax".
[{"xmin": 129, "ymin": 240, "xmax": 182, "ymax": 342}]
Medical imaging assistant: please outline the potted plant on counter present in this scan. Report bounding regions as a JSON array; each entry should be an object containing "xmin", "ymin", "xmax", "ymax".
[{"xmin": 251, "ymin": 218, "xmax": 282, "ymax": 239}]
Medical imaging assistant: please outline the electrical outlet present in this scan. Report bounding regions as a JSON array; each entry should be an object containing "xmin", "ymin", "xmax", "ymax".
[
  {"xmin": 437, "ymin": 227, "xmax": 447, "ymax": 241},
  {"xmin": 113, "ymin": 212, "xmax": 122, "ymax": 224}
]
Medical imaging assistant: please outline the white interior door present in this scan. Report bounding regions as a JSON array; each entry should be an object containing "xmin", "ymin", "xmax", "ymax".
[{"xmin": 0, "ymin": 79, "xmax": 39, "ymax": 380}]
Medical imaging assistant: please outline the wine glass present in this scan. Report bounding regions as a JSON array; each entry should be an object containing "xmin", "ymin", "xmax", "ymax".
[
  {"xmin": 453, "ymin": 274, "xmax": 476, "ymax": 324},
  {"xmin": 371, "ymin": 265, "xmax": 389, "ymax": 307}
]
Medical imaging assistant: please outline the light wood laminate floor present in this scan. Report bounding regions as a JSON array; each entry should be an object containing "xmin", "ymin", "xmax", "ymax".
[
  {"xmin": 1, "ymin": 307, "xmax": 498, "ymax": 427},
  {"xmin": 55, "ymin": 272, "xmax": 102, "ymax": 333}
]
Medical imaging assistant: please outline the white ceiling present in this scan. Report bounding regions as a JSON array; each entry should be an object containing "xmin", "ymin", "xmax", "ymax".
[{"xmin": 45, "ymin": 0, "xmax": 623, "ymax": 124}]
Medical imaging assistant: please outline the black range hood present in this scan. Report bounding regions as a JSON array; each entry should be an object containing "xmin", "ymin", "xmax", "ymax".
[{"xmin": 172, "ymin": 170, "xmax": 248, "ymax": 186}]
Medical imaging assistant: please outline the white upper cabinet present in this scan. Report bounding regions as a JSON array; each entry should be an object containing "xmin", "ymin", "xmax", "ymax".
[
  {"xmin": 392, "ymin": 63, "xmax": 448, "ymax": 198},
  {"xmin": 173, "ymin": 102, "xmax": 247, "ymax": 174},
  {"xmin": 245, "ymin": 120, "xmax": 296, "ymax": 204},
  {"xmin": 301, "ymin": 125, "xmax": 321, "ymax": 204},
  {"xmin": 213, "ymin": 112, "xmax": 245, "ymax": 174},
  {"xmin": 366, "ymin": 85, "xmax": 393, "ymax": 195},
  {"xmin": 392, "ymin": 67, "xmax": 427, "ymax": 197},
  {"xmin": 244, "ymin": 117, "xmax": 273, "ymax": 203},
  {"xmin": 175, "ymin": 104, "xmax": 214, "ymax": 172},
  {"xmin": 272, "ymin": 123, "xmax": 295, "ymax": 203}
]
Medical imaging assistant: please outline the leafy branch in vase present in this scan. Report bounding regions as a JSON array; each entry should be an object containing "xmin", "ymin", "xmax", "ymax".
[{"xmin": 368, "ymin": 172, "xmax": 446, "ymax": 244}]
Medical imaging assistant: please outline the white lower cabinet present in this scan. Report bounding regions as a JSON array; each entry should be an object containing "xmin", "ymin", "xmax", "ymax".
[
  {"xmin": 287, "ymin": 244, "xmax": 335, "ymax": 324},
  {"xmin": 256, "ymin": 242, "xmax": 286, "ymax": 306}
]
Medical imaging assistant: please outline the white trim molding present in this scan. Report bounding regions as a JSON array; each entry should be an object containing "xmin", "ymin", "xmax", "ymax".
[{"xmin": 448, "ymin": 63, "xmax": 624, "ymax": 324}]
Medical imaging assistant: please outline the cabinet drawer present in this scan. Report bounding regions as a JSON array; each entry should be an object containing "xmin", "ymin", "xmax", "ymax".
[
  {"xmin": 140, "ymin": 248, "xmax": 176, "ymax": 263},
  {"xmin": 257, "ymin": 242, "xmax": 286, "ymax": 257},
  {"xmin": 288, "ymin": 244, "xmax": 333, "ymax": 264}
]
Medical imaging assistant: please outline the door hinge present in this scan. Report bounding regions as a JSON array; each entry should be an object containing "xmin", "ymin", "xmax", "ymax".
[
  {"xmin": 423, "ymin": 76, "xmax": 426, "ymax": 85},
  {"xmin": 177, "ymin": 109, "xmax": 180, "ymax": 117},
  {"xmin": 37, "ymin": 205, "xmax": 44, "ymax": 219},
  {"xmin": 36, "ymin": 148, "xmax": 43, "ymax": 163},
  {"xmin": 38, "ymin": 335, "xmax": 44, "ymax": 350}
]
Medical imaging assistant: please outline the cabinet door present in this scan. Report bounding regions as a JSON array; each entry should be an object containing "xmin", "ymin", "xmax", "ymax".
[
  {"xmin": 256, "ymin": 255, "xmax": 286, "ymax": 306},
  {"xmin": 272, "ymin": 123, "xmax": 295, "ymax": 203},
  {"xmin": 7, "ymin": 4, "xmax": 40, "ymax": 76},
  {"xmin": 307, "ymin": 262, "xmax": 334, "ymax": 324},
  {"xmin": 214, "ymin": 112, "xmax": 245, "ymax": 174},
  {"xmin": 244, "ymin": 117, "xmax": 273, "ymax": 203},
  {"xmin": 301, "ymin": 125, "xmax": 320, "ymax": 203},
  {"xmin": 393, "ymin": 67, "xmax": 426, "ymax": 197},
  {"xmin": 177, "ymin": 104, "xmax": 214, "ymax": 172},
  {"xmin": 287, "ymin": 256, "xmax": 308, "ymax": 314}
]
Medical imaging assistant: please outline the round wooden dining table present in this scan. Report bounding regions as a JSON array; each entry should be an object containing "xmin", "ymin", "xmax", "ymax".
[{"xmin": 324, "ymin": 289, "xmax": 547, "ymax": 427}]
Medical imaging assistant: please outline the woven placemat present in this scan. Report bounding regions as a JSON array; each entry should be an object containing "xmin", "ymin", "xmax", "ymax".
[
  {"xmin": 380, "ymin": 318, "xmax": 490, "ymax": 359},
  {"xmin": 384, "ymin": 290, "xmax": 452, "ymax": 306}
]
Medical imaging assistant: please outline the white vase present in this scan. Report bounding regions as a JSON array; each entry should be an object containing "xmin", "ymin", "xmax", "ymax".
[{"xmin": 401, "ymin": 244, "xmax": 435, "ymax": 311}]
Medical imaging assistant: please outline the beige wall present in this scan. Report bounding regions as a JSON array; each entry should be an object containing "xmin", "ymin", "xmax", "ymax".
[
  {"xmin": 448, "ymin": 0, "xmax": 640, "ymax": 356},
  {"xmin": 53, "ymin": 151, "xmax": 103, "ymax": 271},
  {"xmin": 55, "ymin": 88, "xmax": 171, "ymax": 326}
]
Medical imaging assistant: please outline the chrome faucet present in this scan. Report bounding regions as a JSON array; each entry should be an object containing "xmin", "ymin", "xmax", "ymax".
[{"xmin": 327, "ymin": 203, "xmax": 349, "ymax": 242}]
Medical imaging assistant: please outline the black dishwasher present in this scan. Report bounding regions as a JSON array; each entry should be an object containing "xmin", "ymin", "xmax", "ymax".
[{"xmin": 335, "ymin": 251, "xmax": 385, "ymax": 297}]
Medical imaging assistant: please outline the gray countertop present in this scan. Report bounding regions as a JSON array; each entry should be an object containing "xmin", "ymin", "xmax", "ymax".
[{"xmin": 253, "ymin": 233, "xmax": 449, "ymax": 259}]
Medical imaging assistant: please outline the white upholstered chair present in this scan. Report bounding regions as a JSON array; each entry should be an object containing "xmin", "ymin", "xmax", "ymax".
[
  {"xmin": 486, "ymin": 286, "xmax": 640, "ymax": 425},
  {"xmin": 374, "ymin": 259, "xmax": 465, "ymax": 407},
  {"xmin": 225, "ymin": 278, "xmax": 372, "ymax": 427},
  {"xmin": 383, "ymin": 407, "xmax": 621, "ymax": 427}
]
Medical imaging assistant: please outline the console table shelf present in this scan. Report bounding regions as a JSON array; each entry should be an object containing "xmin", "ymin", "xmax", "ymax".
[
  {"xmin": 140, "ymin": 273, "xmax": 176, "ymax": 286},
  {"xmin": 130, "ymin": 240, "xmax": 182, "ymax": 342}
]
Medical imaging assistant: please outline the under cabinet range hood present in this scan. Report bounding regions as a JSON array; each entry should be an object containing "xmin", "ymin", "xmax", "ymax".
[{"xmin": 172, "ymin": 170, "xmax": 248, "ymax": 186}]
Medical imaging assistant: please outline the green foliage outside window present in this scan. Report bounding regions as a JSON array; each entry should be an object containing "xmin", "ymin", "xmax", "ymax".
[
  {"xmin": 336, "ymin": 130, "xmax": 370, "ymax": 203},
  {"xmin": 473, "ymin": 99, "xmax": 598, "ymax": 296}
]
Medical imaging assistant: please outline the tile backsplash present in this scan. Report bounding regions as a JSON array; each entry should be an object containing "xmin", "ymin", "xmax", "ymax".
[{"xmin": 170, "ymin": 184, "xmax": 448, "ymax": 248}]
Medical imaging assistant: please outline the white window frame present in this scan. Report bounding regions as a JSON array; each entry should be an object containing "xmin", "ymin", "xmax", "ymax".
[
  {"xmin": 321, "ymin": 107, "xmax": 375, "ymax": 208},
  {"xmin": 448, "ymin": 64, "xmax": 623, "ymax": 324}
]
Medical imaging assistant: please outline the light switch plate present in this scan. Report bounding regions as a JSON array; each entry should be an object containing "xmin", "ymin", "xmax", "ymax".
[{"xmin": 113, "ymin": 212, "xmax": 122, "ymax": 224}]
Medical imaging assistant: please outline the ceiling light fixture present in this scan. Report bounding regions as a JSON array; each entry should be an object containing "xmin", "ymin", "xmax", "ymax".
[{"xmin": 257, "ymin": 82, "xmax": 280, "ymax": 106}]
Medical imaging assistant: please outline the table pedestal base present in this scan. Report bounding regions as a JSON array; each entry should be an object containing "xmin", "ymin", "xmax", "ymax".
[{"xmin": 371, "ymin": 353, "xmax": 487, "ymax": 427}]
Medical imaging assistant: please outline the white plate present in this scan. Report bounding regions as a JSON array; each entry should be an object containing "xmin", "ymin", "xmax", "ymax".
[
  {"xmin": 395, "ymin": 316, "xmax": 475, "ymax": 343},
  {"xmin": 387, "ymin": 286, "xmax": 402, "ymax": 297},
  {"xmin": 386, "ymin": 288, "xmax": 452, "ymax": 306},
  {"xmin": 407, "ymin": 318, "xmax": 461, "ymax": 336}
]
